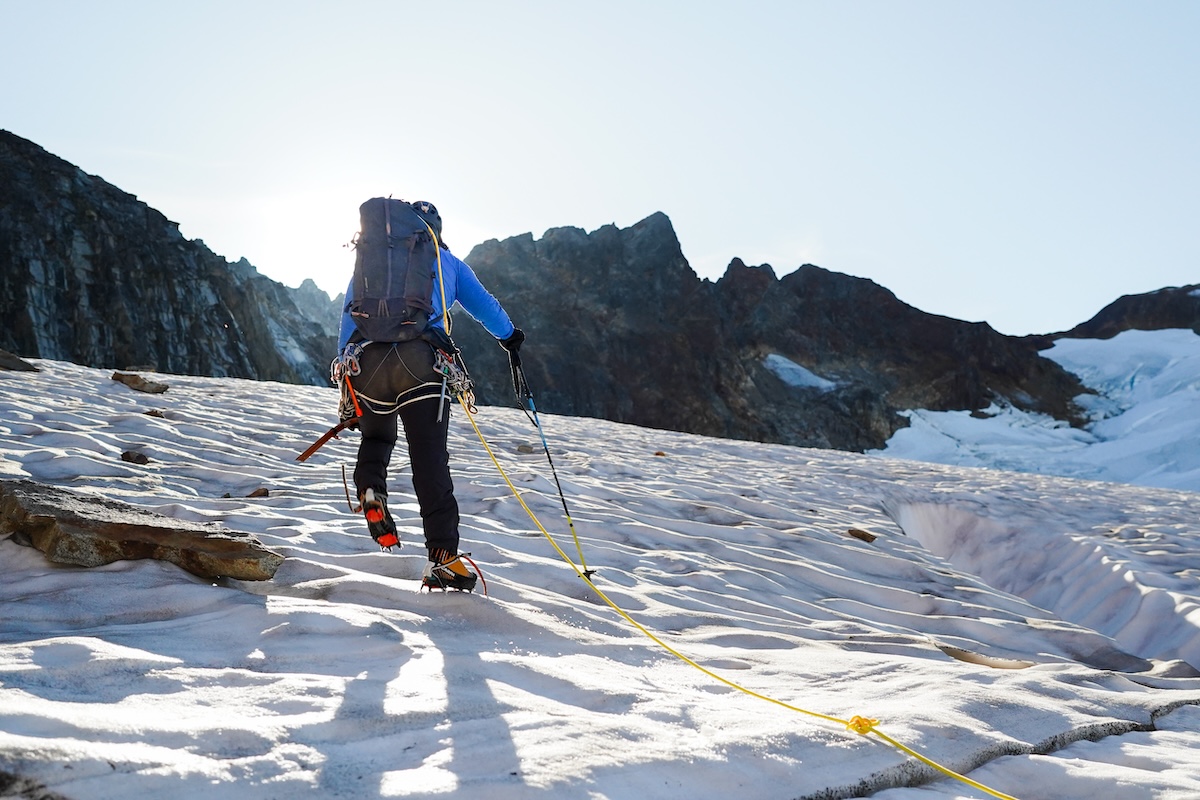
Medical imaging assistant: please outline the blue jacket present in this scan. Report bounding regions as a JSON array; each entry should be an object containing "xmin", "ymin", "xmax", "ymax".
[{"xmin": 337, "ymin": 247, "xmax": 515, "ymax": 352}]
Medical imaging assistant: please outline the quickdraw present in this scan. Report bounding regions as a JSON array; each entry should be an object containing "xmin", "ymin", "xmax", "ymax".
[{"xmin": 434, "ymin": 348, "xmax": 476, "ymax": 418}]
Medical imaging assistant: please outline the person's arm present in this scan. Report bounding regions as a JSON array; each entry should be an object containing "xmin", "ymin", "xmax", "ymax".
[
  {"xmin": 336, "ymin": 278, "xmax": 355, "ymax": 352},
  {"xmin": 443, "ymin": 251, "xmax": 516, "ymax": 340}
]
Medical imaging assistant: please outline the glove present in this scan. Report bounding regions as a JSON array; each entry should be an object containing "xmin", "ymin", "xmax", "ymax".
[{"xmin": 499, "ymin": 328, "xmax": 525, "ymax": 354}]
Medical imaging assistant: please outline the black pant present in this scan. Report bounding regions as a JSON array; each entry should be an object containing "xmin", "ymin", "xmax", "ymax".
[{"xmin": 351, "ymin": 341, "xmax": 459, "ymax": 554}]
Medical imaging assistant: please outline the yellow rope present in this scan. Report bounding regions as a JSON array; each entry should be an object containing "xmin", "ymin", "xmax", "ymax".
[
  {"xmin": 457, "ymin": 398, "xmax": 1018, "ymax": 799},
  {"xmin": 423, "ymin": 220, "xmax": 451, "ymax": 336}
]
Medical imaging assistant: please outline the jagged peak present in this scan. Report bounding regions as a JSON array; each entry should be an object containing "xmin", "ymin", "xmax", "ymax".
[
  {"xmin": 779, "ymin": 262, "xmax": 900, "ymax": 301},
  {"xmin": 630, "ymin": 210, "xmax": 674, "ymax": 232},
  {"xmin": 471, "ymin": 213, "xmax": 686, "ymax": 272},
  {"xmin": 720, "ymin": 258, "xmax": 777, "ymax": 281},
  {"xmin": 536, "ymin": 211, "xmax": 677, "ymax": 244}
]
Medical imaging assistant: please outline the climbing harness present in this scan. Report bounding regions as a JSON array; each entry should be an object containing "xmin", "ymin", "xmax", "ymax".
[{"xmin": 458, "ymin": 385, "xmax": 1019, "ymax": 800}]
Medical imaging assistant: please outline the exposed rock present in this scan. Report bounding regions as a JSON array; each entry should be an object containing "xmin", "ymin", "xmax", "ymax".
[
  {"xmin": 457, "ymin": 216, "xmax": 1088, "ymax": 451},
  {"xmin": 846, "ymin": 528, "xmax": 877, "ymax": 543},
  {"xmin": 292, "ymin": 278, "xmax": 344, "ymax": 338},
  {"xmin": 112, "ymin": 370, "xmax": 169, "ymax": 393},
  {"xmin": 1051, "ymin": 283, "xmax": 1200, "ymax": 342},
  {"xmin": 714, "ymin": 260, "xmax": 1089, "ymax": 449},
  {"xmin": 0, "ymin": 479, "xmax": 284, "ymax": 581},
  {"xmin": 457, "ymin": 213, "xmax": 737, "ymax": 439},
  {"xmin": 0, "ymin": 130, "xmax": 1131, "ymax": 454},
  {"xmin": 0, "ymin": 347, "xmax": 38, "ymax": 371},
  {"xmin": 0, "ymin": 130, "xmax": 335, "ymax": 385},
  {"xmin": 120, "ymin": 450, "xmax": 150, "ymax": 465},
  {"xmin": 0, "ymin": 770, "xmax": 70, "ymax": 800}
]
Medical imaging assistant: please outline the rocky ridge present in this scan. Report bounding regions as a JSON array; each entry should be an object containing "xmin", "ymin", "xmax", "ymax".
[
  {"xmin": 1055, "ymin": 284, "xmax": 1200, "ymax": 341},
  {"xmin": 5, "ymin": 130, "xmax": 1195, "ymax": 452},
  {"xmin": 0, "ymin": 130, "xmax": 334, "ymax": 384},
  {"xmin": 453, "ymin": 214, "xmax": 1090, "ymax": 450}
]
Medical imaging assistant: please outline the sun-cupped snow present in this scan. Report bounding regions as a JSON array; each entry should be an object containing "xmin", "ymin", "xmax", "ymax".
[
  {"xmin": 2, "ymin": 359, "xmax": 1200, "ymax": 799},
  {"xmin": 871, "ymin": 328, "xmax": 1200, "ymax": 492},
  {"xmin": 886, "ymin": 500, "xmax": 1200, "ymax": 668}
]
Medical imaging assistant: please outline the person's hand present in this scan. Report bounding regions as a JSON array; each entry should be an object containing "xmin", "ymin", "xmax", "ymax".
[{"xmin": 500, "ymin": 328, "xmax": 525, "ymax": 354}]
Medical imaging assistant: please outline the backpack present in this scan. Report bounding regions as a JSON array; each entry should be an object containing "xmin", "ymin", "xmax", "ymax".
[{"xmin": 347, "ymin": 197, "xmax": 442, "ymax": 343}]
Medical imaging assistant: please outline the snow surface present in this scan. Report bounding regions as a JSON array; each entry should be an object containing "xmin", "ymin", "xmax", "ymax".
[
  {"xmin": 2, "ymin": 357, "xmax": 1200, "ymax": 800},
  {"xmin": 872, "ymin": 329, "xmax": 1200, "ymax": 493},
  {"xmin": 764, "ymin": 354, "xmax": 837, "ymax": 392}
]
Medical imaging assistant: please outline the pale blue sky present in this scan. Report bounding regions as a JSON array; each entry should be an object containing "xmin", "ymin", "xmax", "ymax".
[{"xmin": 3, "ymin": 1, "xmax": 1197, "ymax": 335}]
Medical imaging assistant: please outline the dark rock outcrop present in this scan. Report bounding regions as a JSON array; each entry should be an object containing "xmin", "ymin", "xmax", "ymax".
[
  {"xmin": 0, "ymin": 479, "xmax": 284, "ymax": 581},
  {"xmin": 0, "ymin": 130, "xmax": 334, "ymax": 384},
  {"xmin": 454, "ymin": 213, "xmax": 735, "ymax": 438},
  {"xmin": 0, "ymin": 347, "xmax": 37, "ymax": 371},
  {"xmin": 0, "ymin": 131, "xmax": 1102, "ymax": 452},
  {"xmin": 454, "ymin": 216, "xmax": 1088, "ymax": 451},
  {"xmin": 0, "ymin": 770, "xmax": 70, "ymax": 800},
  {"xmin": 1057, "ymin": 284, "xmax": 1200, "ymax": 341},
  {"xmin": 714, "ymin": 260, "xmax": 1088, "ymax": 449}
]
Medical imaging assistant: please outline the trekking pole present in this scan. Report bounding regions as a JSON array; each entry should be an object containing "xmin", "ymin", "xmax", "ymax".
[{"xmin": 508, "ymin": 350, "xmax": 595, "ymax": 579}]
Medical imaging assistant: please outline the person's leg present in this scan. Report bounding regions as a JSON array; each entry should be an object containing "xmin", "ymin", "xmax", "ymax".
[
  {"xmin": 353, "ymin": 406, "xmax": 400, "ymax": 547},
  {"xmin": 400, "ymin": 395, "xmax": 476, "ymax": 590},
  {"xmin": 397, "ymin": 395, "xmax": 459, "ymax": 555},
  {"xmin": 348, "ymin": 345, "xmax": 405, "ymax": 547},
  {"xmin": 353, "ymin": 406, "xmax": 398, "ymax": 499}
]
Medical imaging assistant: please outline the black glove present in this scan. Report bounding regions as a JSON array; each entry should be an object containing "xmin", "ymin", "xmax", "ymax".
[{"xmin": 500, "ymin": 328, "xmax": 525, "ymax": 354}]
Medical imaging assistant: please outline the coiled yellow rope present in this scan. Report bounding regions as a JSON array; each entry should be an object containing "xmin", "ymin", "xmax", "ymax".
[{"xmin": 459, "ymin": 397, "xmax": 1018, "ymax": 800}]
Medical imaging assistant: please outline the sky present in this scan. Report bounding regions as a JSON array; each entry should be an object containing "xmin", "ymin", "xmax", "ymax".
[
  {"xmin": 3, "ymin": 342, "xmax": 1200, "ymax": 798},
  {"xmin": 2, "ymin": 1, "xmax": 1198, "ymax": 335}
]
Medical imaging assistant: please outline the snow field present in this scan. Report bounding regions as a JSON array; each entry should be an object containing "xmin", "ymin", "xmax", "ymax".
[{"xmin": 2, "ymin": 357, "xmax": 1200, "ymax": 799}]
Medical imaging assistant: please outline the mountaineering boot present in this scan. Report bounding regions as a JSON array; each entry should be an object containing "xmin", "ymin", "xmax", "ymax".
[
  {"xmin": 360, "ymin": 489, "xmax": 399, "ymax": 549},
  {"xmin": 422, "ymin": 548, "xmax": 478, "ymax": 592}
]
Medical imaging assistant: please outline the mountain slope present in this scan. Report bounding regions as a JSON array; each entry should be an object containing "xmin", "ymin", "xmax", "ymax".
[
  {"xmin": 0, "ymin": 130, "xmax": 334, "ymax": 384},
  {"xmin": 873, "ymin": 328, "xmax": 1200, "ymax": 492},
  {"xmin": 456, "ymin": 220, "xmax": 1087, "ymax": 452}
]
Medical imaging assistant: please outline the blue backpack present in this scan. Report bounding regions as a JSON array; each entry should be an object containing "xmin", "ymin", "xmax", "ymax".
[{"xmin": 348, "ymin": 197, "xmax": 443, "ymax": 343}]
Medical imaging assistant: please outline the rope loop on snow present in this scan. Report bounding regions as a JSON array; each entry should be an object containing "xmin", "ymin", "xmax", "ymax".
[
  {"xmin": 459, "ymin": 396, "xmax": 1019, "ymax": 800},
  {"xmin": 846, "ymin": 716, "xmax": 879, "ymax": 735}
]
